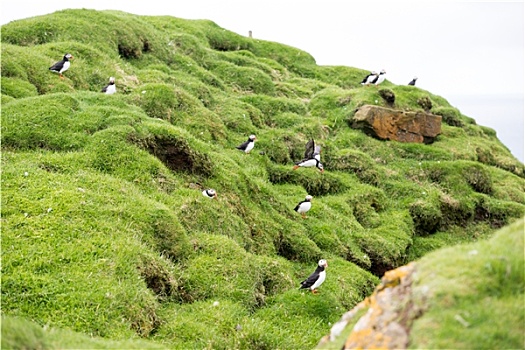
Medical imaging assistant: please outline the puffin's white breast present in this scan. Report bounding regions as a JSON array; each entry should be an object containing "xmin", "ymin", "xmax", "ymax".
[
  {"xmin": 105, "ymin": 85, "xmax": 116, "ymax": 95},
  {"xmin": 297, "ymin": 201, "xmax": 311, "ymax": 214},
  {"xmin": 61, "ymin": 61, "xmax": 71, "ymax": 73},
  {"xmin": 245, "ymin": 141, "xmax": 255, "ymax": 153},
  {"xmin": 311, "ymin": 270, "xmax": 326, "ymax": 290},
  {"xmin": 298, "ymin": 158, "xmax": 317, "ymax": 167}
]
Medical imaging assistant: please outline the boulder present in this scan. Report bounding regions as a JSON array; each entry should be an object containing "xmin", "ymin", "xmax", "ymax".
[
  {"xmin": 351, "ymin": 105, "xmax": 442, "ymax": 144},
  {"xmin": 316, "ymin": 263, "xmax": 424, "ymax": 350}
]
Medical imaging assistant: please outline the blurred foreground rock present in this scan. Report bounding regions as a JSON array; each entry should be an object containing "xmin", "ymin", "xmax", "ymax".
[{"xmin": 317, "ymin": 262, "xmax": 427, "ymax": 350}]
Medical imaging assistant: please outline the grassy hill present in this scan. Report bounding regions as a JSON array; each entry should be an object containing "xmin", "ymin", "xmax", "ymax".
[{"xmin": 1, "ymin": 9, "xmax": 524, "ymax": 349}]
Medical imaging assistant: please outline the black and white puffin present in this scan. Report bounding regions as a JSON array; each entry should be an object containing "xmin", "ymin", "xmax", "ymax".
[
  {"xmin": 293, "ymin": 139, "xmax": 323, "ymax": 172},
  {"xmin": 202, "ymin": 188, "xmax": 217, "ymax": 199},
  {"xmin": 236, "ymin": 134, "xmax": 256, "ymax": 154},
  {"xmin": 408, "ymin": 77, "xmax": 418, "ymax": 86},
  {"xmin": 49, "ymin": 53, "xmax": 73, "ymax": 79},
  {"xmin": 374, "ymin": 69, "xmax": 387, "ymax": 86},
  {"xmin": 361, "ymin": 71, "xmax": 378, "ymax": 86},
  {"xmin": 299, "ymin": 259, "xmax": 328, "ymax": 294},
  {"xmin": 294, "ymin": 195, "xmax": 313, "ymax": 219},
  {"xmin": 102, "ymin": 77, "xmax": 116, "ymax": 94}
]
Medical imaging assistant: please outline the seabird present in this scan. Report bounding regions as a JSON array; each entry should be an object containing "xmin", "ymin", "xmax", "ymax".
[
  {"xmin": 236, "ymin": 134, "xmax": 256, "ymax": 154},
  {"xmin": 374, "ymin": 69, "xmax": 387, "ymax": 86},
  {"xmin": 294, "ymin": 195, "xmax": 313, "ymax": 219},
  {"xmin": 293, "ymin": 139, "xmax": 324, "ymax": 172},
  {"xmin": 102, "ymin": 77, "xmax": 116, "ymax": 94},
  {"xmin": 49, "ymin": 53, "xmax": 73, "ymax": 79},
  {"xmin": 361, "ymin": 71, "xmax": 378, "ymax": 86},
  {"xmin": 202, "ymin": 188, "xmax": 217, "ymax": 199},
  {"xmin": 408, "ymin": 77, "xmax": 418, "ymax": 86},
  {"xmin": 299, "ymin": 259, "xmax": 328, "ymax": 294}
]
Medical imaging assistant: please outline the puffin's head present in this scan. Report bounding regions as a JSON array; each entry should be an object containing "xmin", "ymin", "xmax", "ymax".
[
  {"xmin": 413, "ymin": 77, "xmax": 418, "ymax": 80},
  {"xmin": 65, "ymin": 53, "xmax": 74, "ymax": 60},
  {"xmin": 380, "ymin": 69, "xmax": 386, "ymax": 74},
  {"xmin": 318, "ymin": 163, "xmax": 324, "ymax": 172},
  {"xmin": 305, "ymin": 195, "xmax": 313, "ymax": 201},
  {"xmin": 109, "ymin": 77, "xmax": 115, "ymax": 83},
  {"xmin": 318, "ymin": 259, "xmax": 328, "ymax": 268},
  {"xmin": 371, "ymin": 71, "xmax": 377, "ymax": 75},
  {"xmin": 249, "ymin": 134, "xmax": 256, "ymax": 141}
]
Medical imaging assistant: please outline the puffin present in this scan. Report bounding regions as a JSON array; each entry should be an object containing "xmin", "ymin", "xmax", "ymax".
[
  {"xmin": 293, "ymin": 139, "xmax": 323, "ymax": 172},
  {"xmin": 49, "ymin": 53, "xmax": 73, "ymax": 79},
  {"xmin": 102, "ymin": 77, "xmax": 116, "ymax": 94},
  {"xmin": 374, "ymin": 69, "xmax": 387, "ymax": 86},
  {"xmin": 294, "ymin": 195, "xmax": 313, "ymax": 219},
  {"xmin": 236, "ymin": 134, "xmax": 256, "ymax": 154},
  {"xmin": 202, "ymin": 188, "xmax": 217, "ymax": 199},
  {"xmin": 408, "ymin": 77, "xmax": 418, "ymax": 86},
  {"xmin": 361, "ymin": 71, "xmax": 378, "ymax": 86},
  {"xmin": 299, "ymin": 259, "xmax": 328, "ymax": 294}
]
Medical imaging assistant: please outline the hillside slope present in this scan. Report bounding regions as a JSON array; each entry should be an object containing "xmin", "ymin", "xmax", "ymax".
[{"xmin": 1, "ymin": 9, "xmax": 524, "ymax": 349}]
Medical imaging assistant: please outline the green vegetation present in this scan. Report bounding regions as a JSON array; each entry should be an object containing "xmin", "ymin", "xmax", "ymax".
[
  {"xmin": 314, "ymin": 218, "xmax": 524, "ymax": 349},
  {"xmin": 1, "ymin": 9, "xmax": 524, "ymax": 349},
  {"xmin": 410, "ymin": 218, "xmax": 524, "ymax": 349}
]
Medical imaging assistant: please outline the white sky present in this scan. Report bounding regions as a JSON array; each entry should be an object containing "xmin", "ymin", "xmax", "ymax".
[{"xmin": 1, "ymin": 1, "xmax": 524, "ymax": 160}]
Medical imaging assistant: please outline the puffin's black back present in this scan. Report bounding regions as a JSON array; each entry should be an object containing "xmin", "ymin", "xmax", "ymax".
[
  {"xmin": 304, "ymin": 139, "xmax": 315, "ymax": 159},
  {"xmin": 300, "ymin": 265, "xmax": 324, "ymax": 289},
  {"xmin": 236, "ymin": 138, "xmax": 251, "ymax": 150},
  {"xmin": 361, "ymin": 73, "xmax": 373, "ymax": 84},
  {"xmin": 49, "ymin": 59, "xmax": 65, "ymax": 71},
  {"xmin": 49, "ymin": 54, "xmax": 71, "ymax": 71}
]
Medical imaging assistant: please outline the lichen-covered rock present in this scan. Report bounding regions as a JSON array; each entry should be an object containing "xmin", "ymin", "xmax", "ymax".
[
  {"xmin": 317, "ymin": 262, "xmax": 426, "ymax": 350},
  {"xmin": 351, "ymin": 105, "xmax": 442, "ymax": 144}
]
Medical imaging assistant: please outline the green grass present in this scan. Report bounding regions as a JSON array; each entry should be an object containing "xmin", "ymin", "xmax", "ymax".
[
  {"xmin": 1, "ymin": 315, "xmax": 166, "ymax": 349},
  {"xmin": 409, "ymin": 218, "xmax": 525, "ymax": 349},
  {"xmin": 1, "ymin": 8, "xmax": 524, "ymax": 349}
]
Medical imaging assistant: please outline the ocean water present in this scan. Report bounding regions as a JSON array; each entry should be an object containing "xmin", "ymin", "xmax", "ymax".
[{"xmin": 446, "ymin": 94, "xmax": 524, "ymax": 163}]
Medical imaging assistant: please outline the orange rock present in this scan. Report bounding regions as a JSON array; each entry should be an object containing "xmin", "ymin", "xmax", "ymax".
[
  {"xmin": 352, "ymin": 105, "xmax": 442, "ymax": 144},
  {"xmin": 318, "ymin": 263, "xmax": 422, "ymax": 350}
]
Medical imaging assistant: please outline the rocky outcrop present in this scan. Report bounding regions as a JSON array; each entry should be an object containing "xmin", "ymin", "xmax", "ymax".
[
  {"xmin": 316, "ymin": 262, "xmax": 427, "ymax": 350},
  {"xmin": 351, "ymin": 105, "xmax": 442, "ymax": 144}
]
